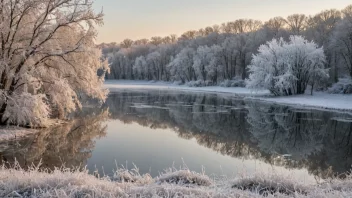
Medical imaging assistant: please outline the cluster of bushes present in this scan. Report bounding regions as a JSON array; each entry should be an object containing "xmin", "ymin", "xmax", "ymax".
[
  {"xmin": 328, "ymin": 78, "xmax": 352, "ymax": 94},
  {"xmin": 219, "ymin": 78, "xmax": 246, "ymax": 88},
  {"xmin": 185, "ymin": 80, "xmax": 214, "ymax": 87},
  {"xmin": 173, "ymin": 78, "xmax": 246, "ymax": 88}
]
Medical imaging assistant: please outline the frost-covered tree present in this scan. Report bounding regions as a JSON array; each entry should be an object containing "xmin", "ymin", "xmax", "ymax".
[
  {"xmin": 233, "ymin": 32, "xmax": 266, "ymax": 80},
  {"xmin": 331, "ymin": 5, "xmax": 352, "ymax": 78},
  {"xmin": 247, "ymin": 36, "xmax": 327, "ymax": 96},
  {"xmin": 193, "ymin": 45, "xmax": 221, "ymax": 83},
  {"xmin": 167, "ymin": 48, "xmax": 195, "ymax": 82},
  {"xmin": 133, "ymin": 56, "xmax": 147, "ymax": 80},
  {"xmin": 101, "ymin": 5, "xmax": 352, "ymax": 89},
  {"xmin": 120, "ymin": 39, "xmax": 134, "ymax": 48},
  {"xmin": 285, "ymin": 14, "xmax": 307, "ymax": 35},
  {"xmin": 193, "ymin": 46, "xmax": 211, "ymax": 81},
  {"xmin": 221, "ymin": 19, "xmax": 262, "ymax": 34},
  {"xmin": 306, "ymin": 10, "xmax": 341, "ymax": 46},
  {"xmin": 0, "ymin": 0, "xmax": 108, "ymax": 127},
  {"xmin": 264, "ymin": 17, "xmax": 288, "ymax": 39},
  {"xmin": 306, "ymin": 9, "xmax": 341, "ymax": 82},
  {"xmin": 156, "ymin": 44, "xmax": 175, "ymax": 81},
  {"xmin": 133, "ymin": 38, "xmax": 149, "ymax": 46},
  {"xmin": 146, "ymin": 51, "xmax": 162, "ymax": 80},
  {"xmin": 217, "ymin": 37, "xmax": 239, "ymax": 80}
]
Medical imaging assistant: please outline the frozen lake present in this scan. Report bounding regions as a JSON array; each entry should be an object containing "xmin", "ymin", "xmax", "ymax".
[{"xmin": 1, "ymin": 89, "xmax": 352, "ymax": 181}]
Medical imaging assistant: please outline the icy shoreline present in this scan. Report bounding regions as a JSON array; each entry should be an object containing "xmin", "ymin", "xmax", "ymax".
[
  {"xmin": 105, "ymin": 80, "xmax": 352, "ymax": 111},
  {"xmin": 104, "ymin": 80, "xmax": 270, "ymax": 96},
  {"xmin": 252, "ymin": 92, "xmax": 352, "ymax": 112}
]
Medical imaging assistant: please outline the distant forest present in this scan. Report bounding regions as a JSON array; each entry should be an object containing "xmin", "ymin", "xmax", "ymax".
[{"xmin": 99, "ymin": 5, "xmax": 352, "ymax": 87}]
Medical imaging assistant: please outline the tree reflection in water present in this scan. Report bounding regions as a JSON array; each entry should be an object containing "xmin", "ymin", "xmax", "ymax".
[
  {"xmin": 105, "ymin": 90, "xmax": 352, "ymax": 179},
  {"xmin": 1, "ymin": 90, "xmax": 352, "ymax": 179},
  {"xmin": 0, "ymin": 109, "xmax": 108, "ymax": 170}
]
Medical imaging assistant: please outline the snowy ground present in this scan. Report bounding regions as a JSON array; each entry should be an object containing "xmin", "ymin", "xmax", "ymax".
[
  {"xmin": 254, "ymin": 92, "xmax": 352, "ymax": 111},
  {"xmin": 2, "ymin": 165, "xmax": 352, "ymax": 198},
  {"xmin": 105, "ymin": 80, "xmax": 352, "ymax": 111},
  {"xmin": 104, "ymin": 80, "xmax": 270, "ymax": 96}
]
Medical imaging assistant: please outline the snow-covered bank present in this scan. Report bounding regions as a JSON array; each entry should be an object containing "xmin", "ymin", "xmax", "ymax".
[
  {"xmin": 2, "ymin": 166, "xmax": 352, "ymax": 198},
  {"xmin": 105, "ymin": 80, "xmax": 352, "ymax": 111},
  {"xmin": 253, "ymin": 92, "xmax": 352, "ymax": 111},
  {"xmin": 104, "ymin": 80, "xmax": 270, "ymax": 96}
]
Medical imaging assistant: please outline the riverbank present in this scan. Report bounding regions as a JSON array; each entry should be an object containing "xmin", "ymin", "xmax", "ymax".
[
  {"xmin": 104, "ymin": 80, "xmax": 270, "ymax": 96},
  {"xmin": 105, "ymin": 80, "xmax": 352, "ymax": 111},
  {"xmin": 1, "ymin": 166, "xmax": 351, "ymax": 198}
]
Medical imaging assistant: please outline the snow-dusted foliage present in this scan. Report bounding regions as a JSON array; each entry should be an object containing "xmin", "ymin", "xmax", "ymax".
[
  {"xmin": 3, "ymin": 164, "xmax": 352, "ymax": 197},
  {"xmin": 328, "ymin": 78, "xmax": 352, "ymax": 94},
  {"xmin": 0, "ymin": 0, "xmax": 108, "ymax": 127},
  {"xmin": 331, "ymin": 7, "xmax": 352, "ymax": 78},
  {"xmin": 232, "ymin": 173, "xmax": 309, "ymax": 196},
  {"xmin": 168, "ymin": 47, "xmax": 196, "ymax": 83},
  {"xmin": 2, "ymin": 93, "xmax": 50, "ymax": 127},
  {"xmin": 247, "ymin": 36, "xmax": 328, "ymax": 96},
  {"xmin": 103, "ymin": 5, "xmax": 352, "ymax": 91},
  {"xmin": 156, "ymin": 169, "xmax": 212, "ymax": 186},
  {"xmin": 220, "ymin": 77, "xmax": 246, "ymax": 87},
  {"xmin": 105, "ymin": 24, "xmax": 267, "ymax": 85},
  {"xmin": 133, "ymin": 56, "xmax": 148, "ymax": 80},
  {"xmin": 186, "ymin": 80, "xmax": 206, "ymax": 87},
  {"xmin": 193, "ymin": 45, "xmax": 221, "ymax": 83},
  {"xmin": 113, "ymin": 164, "xmax": 153, "ymax": 185}
]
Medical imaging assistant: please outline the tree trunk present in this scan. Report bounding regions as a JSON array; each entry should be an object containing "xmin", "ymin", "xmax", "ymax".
[
  {"xmin": 0, "ymin": 102, "xmax": 7, "ymax": 125},
  {"xmin": 334, "ymin": 52, "xmax": 338, "ymax": 83},
  {"xmin": 233, "ymin": 56, "xmax": 237, "ymax": 78},
  {"xmin": 241, "ymin": 65, "xmax": 246, "ymax": 80},
  {"xmin": 240, "ymin": 54, "xmax": 246, "ymax": 80}
]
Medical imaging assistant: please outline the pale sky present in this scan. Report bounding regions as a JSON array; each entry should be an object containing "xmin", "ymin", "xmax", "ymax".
[{"xmin": 93, "ymin": 0, "xmax": 351, "ymax": 43}]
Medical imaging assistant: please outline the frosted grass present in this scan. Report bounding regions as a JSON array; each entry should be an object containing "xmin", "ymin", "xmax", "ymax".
[{"xmin": 2, "ymin": 162, "xmax": 352, "ymax": 197}]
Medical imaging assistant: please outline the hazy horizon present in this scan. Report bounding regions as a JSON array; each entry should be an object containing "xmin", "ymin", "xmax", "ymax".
[{"xmin": 93, "ymin": 0, "xmax": 351, "ymax": 43}]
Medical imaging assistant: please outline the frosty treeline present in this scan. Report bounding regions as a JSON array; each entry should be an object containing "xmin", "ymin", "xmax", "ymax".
[
  {"xmin": 102, "ymin": 5, "xmax": 352, "ymax": 90},
  {"xmin": 0, "ymin": 0, "xmax": 108, "ymax": 127}
]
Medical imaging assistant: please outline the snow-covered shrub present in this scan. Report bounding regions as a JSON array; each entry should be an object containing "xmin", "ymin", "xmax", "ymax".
[
  {"xmin": 328, "ymin": 78, "xmax": 352, "ymax": 94},
  {"xmin": 231, "ymin": 78, "xmax": 246, "ymax": 87},
  {"xmin": 2, "ymin": 93, "xmax": 50, "ymax": 127},
  {"xmin": 232, "ymin": 174, "xmax": 308, "ymax": 196},
  {"xmin": 173, "ymin": 81, "xmax": 184, "ymax": 85},
  {"xmin": 127, "ymin": 185, "xmax": 217, "ymax": 198},
  {"xmin": 205, "ymin": 80, "xmax": 214, "ymax": 86},
  {"xmin": 156, "ymin": 170, "xmax": 212, "ymax": 186},
  {"xmin": 186, "ymin": 80, "xmax": 206, "ymax": 87},
  {"xmin": 113, "ymin": 164, "xmax": 153, "ymax": 185},
  {"xmin": 220, "ymin": 78, "xmax": 246, "ymax": 87},
  {"xmin": 0, "ymin": 165, "xmax": 126, "ymax": 198},
  {"xmin": 247, "ymin": 35, "xmax": 328, "ymax": 96},
  {"xmin": 220, "ymin": 79, "xmax": 233, "ymax": 87}
]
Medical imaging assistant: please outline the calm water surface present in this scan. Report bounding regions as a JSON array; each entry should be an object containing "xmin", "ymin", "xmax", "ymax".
[{"xmin": 1, "ymin": 90, "xmax": 352, "ymax": 181}]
